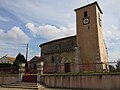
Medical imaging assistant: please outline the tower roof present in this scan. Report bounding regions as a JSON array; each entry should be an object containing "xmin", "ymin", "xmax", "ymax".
[{"xmin": 74, "ymin": 1, "xmax": 103, "ymax": 14}]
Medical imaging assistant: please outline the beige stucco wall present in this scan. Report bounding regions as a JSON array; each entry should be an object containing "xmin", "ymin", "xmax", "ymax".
[
  {"xmin": 96, "ymin": 6, "xmax": 109, "ymax": 70},
  {"xmin": 41, "ymin": 74, "xmax": 120, "ymax": 90},
  {"xmin": 0, "ymin": 74, "xmax": 19, "ymax": 85},
  {"xmin": 75, "ymin": 3, "xmax": 108, "ymax": 72},
  {"xmin": 76, "ymin": 3, "xmax": 97, "ymax": 64}
]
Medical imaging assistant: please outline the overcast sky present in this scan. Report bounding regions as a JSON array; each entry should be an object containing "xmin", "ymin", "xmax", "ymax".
[{"xmin": 0, "ymin": 0, "xmax": 120, "ymax": 61}]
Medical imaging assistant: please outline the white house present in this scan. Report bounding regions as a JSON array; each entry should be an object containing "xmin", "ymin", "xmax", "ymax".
[{"xmin": 0, "ymin": 55, "xmax": 15, "ymax": 64}]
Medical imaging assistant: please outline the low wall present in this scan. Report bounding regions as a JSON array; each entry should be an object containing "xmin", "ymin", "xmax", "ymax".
[
  {"xmin": 0, "ymin": 74, "xmax": 19, "ymax": 85},
  {"xmin": 41, "ymin": 74, "xmax": 120, "ymax": 90}
]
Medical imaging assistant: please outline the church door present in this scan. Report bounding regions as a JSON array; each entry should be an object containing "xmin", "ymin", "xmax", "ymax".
[{"xmin": 65, "ymin": 63, "xmax": 70, "ymax": 72}]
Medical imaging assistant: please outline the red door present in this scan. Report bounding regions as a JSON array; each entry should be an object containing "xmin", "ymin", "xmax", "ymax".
[
  {"xmin": 65, "ymin": 63, "xmax": 70, "ymax": 72},
  {"xmin": 22, "ymin": 75, "xmax": 37, "ymax": 82}
]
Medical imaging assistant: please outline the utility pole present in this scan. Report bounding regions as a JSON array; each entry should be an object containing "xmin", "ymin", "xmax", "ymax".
[{"xmin": 26, "ymin": 44, "xmax": 28, "ymax": 61}]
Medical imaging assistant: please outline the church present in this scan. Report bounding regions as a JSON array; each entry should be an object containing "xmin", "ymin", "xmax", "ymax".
[{"xmin": 39, "ymin": 1, "xmax": 109, "ymax": 73}]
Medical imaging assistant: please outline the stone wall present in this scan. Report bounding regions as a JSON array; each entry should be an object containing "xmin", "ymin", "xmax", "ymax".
[
  {"xmin": 40, "ymin": 36, "xmax": 77, "ymax": 73},
  {"xmin": 41, "ymin": 74, "xmax": 120, "ymax": 90},
  {"xmin": 0, "ymin": 74, "xmax": 19, "ymax": 85}
]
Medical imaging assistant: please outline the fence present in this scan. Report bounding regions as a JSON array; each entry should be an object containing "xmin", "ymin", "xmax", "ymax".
[
  {"xmin": 0, "ymin": 67, "xmax": 38, "ymax": 75},
  {"xmin": 0, "ymin": 67, "xmax": 18, "ymax": 74},
  {"xmin": 0, "ymin": 61, "xmax": 119, "ymax": 74}
]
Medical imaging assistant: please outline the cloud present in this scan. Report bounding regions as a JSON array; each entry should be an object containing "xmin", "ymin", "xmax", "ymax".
[
  {"xmin": 0, "ymin": 0, "xmax": 78, "ymax": 26},
  {"xmin": 0, "ymin": 26, "xmax": 30, "ymax": 58},
  {"xmin": 0, "ymin": 26, "xmax": 30, "ymax": 44},
  {"xmin": 103, "ymin": 24, "xmax": 120, "ymax": 61},
  {"xmin": 0, "ymin": 16, "xmax": 9, "ymax": 22},
  {"xmin": 26, "ymin": 23, "xmax": 76, "ymax": 40},
  {"xmin": 104, "ymin": 25, "xmax": 120, "ymax": 42}
]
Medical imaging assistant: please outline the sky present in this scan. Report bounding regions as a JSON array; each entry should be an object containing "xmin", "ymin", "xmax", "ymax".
[{"xmin": 0, "ymin": 0, "xmax": 120, "ymax": 62}]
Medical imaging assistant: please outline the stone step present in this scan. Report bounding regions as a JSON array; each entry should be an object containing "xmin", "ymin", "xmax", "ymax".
[
  {"xmin": 1, "ymin": 82, "xmax": 44, "ymax": 90},
  {"xmin": 9, "ymin": 83, "xmax": 38, "ymax": 87}
]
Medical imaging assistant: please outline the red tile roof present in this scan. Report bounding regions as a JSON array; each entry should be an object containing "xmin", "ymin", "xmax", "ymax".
[
  {"xmin": 29, "ymin": 56, "xmax": 43, "ymax": 63},
  {"xmin": 6, "ymin": 56, "xmax": 16, "ymax": 62}
]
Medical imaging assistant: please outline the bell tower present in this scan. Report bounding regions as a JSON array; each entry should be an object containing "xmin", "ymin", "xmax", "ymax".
[{"xmin": 74, "ymin": 2, "xmax": 109, "ymax": 72}]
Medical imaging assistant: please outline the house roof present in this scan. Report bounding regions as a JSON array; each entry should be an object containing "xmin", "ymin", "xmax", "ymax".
[
  {"xmin": 6, "ymin": 56, "xmax": 16, "ymax": 62},
  {"xmin": 29, "ymin": 56, "xmax": 43, "ymax": 63},
  {"xmin": 0, "ymin": 56, "xmax": 15, "ymax": 62}
]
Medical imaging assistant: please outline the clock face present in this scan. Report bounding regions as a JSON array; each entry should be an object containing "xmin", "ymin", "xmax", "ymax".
[{"xmin": 83, "ymin": 18, "xmax": 89, "ymax": 25}]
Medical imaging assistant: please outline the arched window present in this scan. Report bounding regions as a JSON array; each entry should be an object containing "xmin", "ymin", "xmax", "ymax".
[
  {"xmin": 84, "ymin": 11, "xmax": 88, "ymax": 17},
  {"xmin": 51, "ymin": 56, "xmax": 54, "ymax": 63}
]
